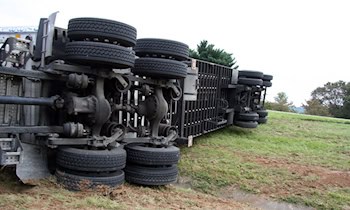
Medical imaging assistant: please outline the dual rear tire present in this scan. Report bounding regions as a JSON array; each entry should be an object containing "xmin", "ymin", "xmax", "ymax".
[
  {"xmin": 65, "ymin": 17, "xmax": 137, "ymax": 69},
  {"xmin": 262, "ymin": 74, "xmax": 273, "ymax": 87},
  {"xmin": 234, "ymin": 112, "xmax": 259, "ymax": 128},
  {"xmin": 55, "ymin": 147, "xmax": 127, "ymax": 191},
  {"xmin": 124, "ymin": 144, "xmax": 180, "ymax": 186},
  {"xmin": 257, "ymin": 109, "xmax": 268, "ymax": 124},
  {"xmin": 132, "ymin": 39, "xmax": 189, "ymax": 79},
  {"xmin": 55, "ymin": 144, "xmax": 181, "ymax": 189},
  {"xmin": 238, "ymin": 71, "xmax": 263, "ymax": 86}
]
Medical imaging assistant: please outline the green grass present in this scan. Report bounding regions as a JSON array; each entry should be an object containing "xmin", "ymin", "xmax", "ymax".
[
  {"xmin": 1, "ymin": 111, "xmax": 349, "ymax": 209},
  {"xmin": 179, "ymin": 111, "xmax": 350, "ymax": 210},
  {"xmin": 283, "ymin": 188, "xmax": 350, "ymax": 210}
]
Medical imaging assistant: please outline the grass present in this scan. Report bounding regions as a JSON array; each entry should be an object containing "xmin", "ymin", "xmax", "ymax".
[
  {"xmin": 283, "ymin": 188, "xmax": 350, "ymax": 210},
  {"xmin": 0, "ymin": 174, "xmax": 124, "ymax": 210},
  {"xmin": 0, "ymin": 111, "xmax": 349, "ymax": 209},
  {"xmin": 179, "ymin": 111, "xmax": 350, "ymax": 210},
  {"xmin": 0, "ymin": 170, "xmax": 252, "ymax": 210}
]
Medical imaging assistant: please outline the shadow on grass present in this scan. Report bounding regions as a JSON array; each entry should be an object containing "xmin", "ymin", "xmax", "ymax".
[
  {"xmin": 0, "ymin": 167, "xmax": 34, "ymax": 193},
  {"xmin": 225, "ymin": 126, "xmax": 256, "ymax": 136},
  {"xmin": 178, "ymin": 126, "xmax": 254, "ymax": 146}
]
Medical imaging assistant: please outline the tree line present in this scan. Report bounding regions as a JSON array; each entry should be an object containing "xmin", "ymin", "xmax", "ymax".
[
  {"xmin": 304, "ymin": 81, "xmax": 350, "ymax": 118},
  {"xmin": 266, "ymin": 81, "xmax": 350, "ymax": 119}
]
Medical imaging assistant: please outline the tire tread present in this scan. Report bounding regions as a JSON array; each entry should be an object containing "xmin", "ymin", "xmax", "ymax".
[
  {"xmin": 132, "ymin": 57, "xmax": 187, "ymax": 79},
  {"xmin": 56, "ymin": 147, "xmax": 126, "ymax": 172},
  {"xmin": 65, "ymin": 41, "xmax": 135, "ymax": 68},
  {"xmin": 68, "ymin": 18, "xmax": 137, "ymax": 47},
  {"xmin": 134, "ymin": 38, "xmax": 189, "ymax": 61}
]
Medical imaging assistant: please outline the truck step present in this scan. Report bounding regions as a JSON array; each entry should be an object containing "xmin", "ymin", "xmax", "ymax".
[
  {"xmin": 0, "ymin": 151, "xmax": 21, "ymax": 165},
  {"xmin": 0, "ymin": 137, "xmax": 21, "ymax": 166},
  {"xmin": 0, "ymin": 138, "xmax": 15, "ymax": 151}
]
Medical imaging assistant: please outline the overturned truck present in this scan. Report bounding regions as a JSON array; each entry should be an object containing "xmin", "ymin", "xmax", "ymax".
[{"xmin": 0, "ymin": 13, "xmax": 273, "ymax": 190}]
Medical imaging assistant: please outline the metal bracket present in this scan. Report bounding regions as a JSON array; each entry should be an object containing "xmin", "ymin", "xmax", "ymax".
[
  {"xmin": 0, "ymin": 136, "xmax": 22, "ymax": 166},
  {"xmin": 115, "ymin": 74, "xmax": 131, "ymax": 93},
  {"xmin": 47, "ymin": 127, "xmax": 123, "ymax": 148},
  {"xmin": 167, "ymin": 82, "xmax": 182, "ymax": 100},
  {"xmin": 0, "ymin": 138, "xmax": 14, "ymax": 151}
]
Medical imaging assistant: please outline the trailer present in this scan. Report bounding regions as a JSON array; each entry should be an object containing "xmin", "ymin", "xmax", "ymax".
[
  {"xmin": 0, "ymin": 13, "xmax": 272, "ymax": 190},
  {"xmin": 173, "ymin": 60, "xmax": 272, "ymax": 145}
]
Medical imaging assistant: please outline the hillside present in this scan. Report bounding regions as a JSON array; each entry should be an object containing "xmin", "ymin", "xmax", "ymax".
[
  {"xmin": 180, "ymin": 111, "xmax": 350, "ymax": 209},
  {"xmin": 0, "ymin": 111, "xmax": 349, "ymax": 209}
]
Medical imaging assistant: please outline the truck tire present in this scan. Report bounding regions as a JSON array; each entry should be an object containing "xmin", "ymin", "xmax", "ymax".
[
  {"xmin": 238, "ymin": 71, "xmax": 263, "ymax": 79},
  {"xmin": 258, "ymin": 117, "xmax": 268, "ymax": 124},
  {"xmin": 65, "ymin": 41, "xmax": 135, "ymax": 68},
  {"xmin": 56, "ymin": 147, "xmax": 126, "ymax": 172},
  {"xmin": 257, "ymin": 109, "xmax": 268, "ymax": 118},
  {"xmin": 134, "ymin": 38, "xmax": 189, "ymax": 61},
  {"xmin": 68, "ymin": 18, "xmax": 137, "ymax": 47},
  {"xmin": 263, "ymin": 81, "xmax": 272, "ymax": 87},
  {"xmin": 125, "ymin": 144, "xmax": 180, "ymax": 166},
  {"xmin": 124, "ymin": 164, "xmax": 178, "ymax": 186},
  {"xmin": 238, "ymin": 78, "xmax": 263, "ymax": 86},
  {"xmin": 238, "ymin": 112, "xmax": 259, "ymax": 121},
  {"xmin": 263, "ymin": 74, "xmax": 273, "ymax": 81},
  {"xmin": 234, "ymin": 121, "xmax": 258, "ymax": 128},
  {"xmin": 56, "ymin": 168, "xmax": 124, "ymax": 191},
  {"xmin": 132, "ymin": 57, "xmax": 187, "ymax": 79}
]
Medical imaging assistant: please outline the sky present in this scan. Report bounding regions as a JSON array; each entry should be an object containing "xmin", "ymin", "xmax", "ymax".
[{"xmin": 0, "ymin": 0, "xmax": 349, "ymax": 106}]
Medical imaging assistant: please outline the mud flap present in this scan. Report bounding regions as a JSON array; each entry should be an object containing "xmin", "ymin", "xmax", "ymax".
[{"xmin": 16, "ymin": 143, "xmax": 50, "ymax": 184}]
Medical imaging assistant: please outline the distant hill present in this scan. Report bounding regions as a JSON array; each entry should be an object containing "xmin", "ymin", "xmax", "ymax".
[{"xmin": 290, "ymin": 106, "xmax": 305, "ymax": 113}]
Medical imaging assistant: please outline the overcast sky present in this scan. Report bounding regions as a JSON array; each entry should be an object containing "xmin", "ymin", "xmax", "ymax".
[{"xmin": 1, "ymin": 0, "xmax": 349, "ymax": 106}]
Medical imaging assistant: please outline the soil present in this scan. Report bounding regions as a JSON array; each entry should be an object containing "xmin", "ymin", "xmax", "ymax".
[
  {"xmin": 239, "ymin": 153, "xmax": 350, "ymax": 196},
  {"xmin": 108, "ymin": 184, "xmax": 256, "ymax": 210},
  {"xmin": 215, "ymin": 153, "xmax": 349, "ymax": 210},
  {"xmin": 1, "ymin": 154, "xmax": 348, "ymax": 209},
  {"xmin": 219, "ymin": 186, "xmax": 315, "ymax": 210},
  {"xmin": 0, "ymin": 169, "xmax": 255, "ymax": 210}
]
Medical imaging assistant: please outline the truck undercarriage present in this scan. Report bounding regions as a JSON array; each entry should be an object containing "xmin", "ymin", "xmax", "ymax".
[{"xmin": 0, "ymin": 13, "xmax": 272, "ymax": 190}]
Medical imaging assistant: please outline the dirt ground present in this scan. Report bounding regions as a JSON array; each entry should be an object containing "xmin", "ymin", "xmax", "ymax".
[
  {"xmin": 0, "ymin": 170, "xmax": 255, "ymax": 210},
  {"xmin": 240, "ymin": 154, "xmax": 350, "ymax": 197}
]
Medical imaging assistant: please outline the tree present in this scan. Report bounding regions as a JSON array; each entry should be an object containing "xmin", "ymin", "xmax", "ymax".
[
  {"xmin": 265, "ymin": 92, "xmax": 293, "ymax": 112},
  {"xmin": 273, "ymin": 92, "xmax": 293, "ymax": 112},
  {"xmin": 310, "ymin": 81, "xmax": 350, "ymax": 118},
  {"xmin": 189, "ymin": 40, "xmax": 239, "ymax": 68},
  {"xmin": 274, "ymin": 92, "xmax": 288, "ymax": 105},
  {"xmin": 342, "ymin": 93, "xmax": 350, "ymax": 119},
  {"xmin": 302, "ymin": 99, "xmax": 330, "ymax": 116}
]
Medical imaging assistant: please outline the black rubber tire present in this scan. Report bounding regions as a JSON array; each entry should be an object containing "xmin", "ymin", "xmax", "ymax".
[
  {"xmin": 134, "ymin": 38, "xmax": 189, "ymax": 61},
  {"xmin": 132, "ymin": 57, "xmax": 187, "ymax": 79},
  {"xmin": 68, "ymin": 18, "xmax": 137, "ymax": 47},
  {"xmin": 56, "ymin": 147, "xmax": 126, "ymax": 172},
  {"xmin": 234, "ymin": 121, "xmax": 258, "ymax": 128},
  {"xmin": 238, "ymin": 78, "xmax": 263, "ymax": 86},
  {"xmin": 56, "ymin": 168, "xmax": 124, "ymax": 191},
  {"xmin": 125, "ymin": 144, "xmax": 180, "ymax": 166},
  {"xmin": 263, "ymin": 74, "xmax": 273, "ymax": 81},
  {"xmin": 238, "ymin": 71, "xmax": 264, "ymax": 79},
  {"xmin": 124, "ymin": 164, "xmax": 178, "ymax": 186},
  {"xmin": 257, "ymin": 109, "xmax": 268, "ymax": 118},
  {"xmin": 238, "ymin": 112, "xmax": 259, "ymax": 121},
  {"xmin": 65, "ymin": 41, "xmax": 135, "ymax": 68},
  {"xmin": 258, "ymin": 117, "xmax": 268, "ymax": 124},
  {"xmin": 263, "ymin": 81, "xmax": 272, "ymax": 87}
]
